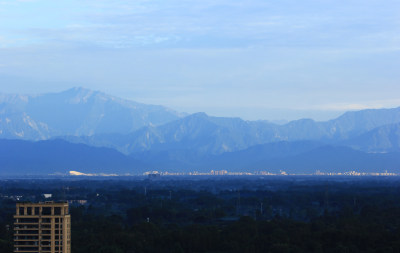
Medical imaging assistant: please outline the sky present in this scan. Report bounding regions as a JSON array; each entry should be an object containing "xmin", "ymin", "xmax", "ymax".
[{"xmin": 0, "ymin": 0, "xmax": 399, "ymax": 121}]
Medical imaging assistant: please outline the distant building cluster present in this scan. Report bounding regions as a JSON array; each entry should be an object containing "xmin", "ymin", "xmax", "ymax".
[
  {"xmin": 315, "ymin": 170, "xmax": 397, "ymax": 176},
  {"xmin": 210, "ymin": 170, "xmax": 228, "ymax": 175},
  {"xmin": 142, "ymin": 170, "xmax": 288, "ymax": 176},
  {"xmin": 140, "ymin": 170, "xmax": 399, "ymax": 177},
  {"xmin": 64, "ymin": 169, "xmax": 400, "ymax": 177}
]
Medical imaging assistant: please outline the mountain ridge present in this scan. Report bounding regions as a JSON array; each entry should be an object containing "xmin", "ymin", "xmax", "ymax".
[{"xmin": 58, "ymin": 107, "xmax": 400, "ymax": 156}]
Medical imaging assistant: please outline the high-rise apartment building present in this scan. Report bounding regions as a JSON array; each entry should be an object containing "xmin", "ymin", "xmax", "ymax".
[{"xmin": 14, "ymin": 202, "xmax": 71, "ymax": 253}]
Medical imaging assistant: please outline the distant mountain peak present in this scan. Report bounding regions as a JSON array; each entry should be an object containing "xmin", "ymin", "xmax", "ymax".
[
  {"xmin": 0, "ymin": 88, "xmax": 184, "ymax": 138},
  {"xmin": 188, "ymin": 112, "xmax": 209, "ymax": 118},
  {"xmin": 59, "ymin": 87, "xmax": 105, "ymax": 104}
]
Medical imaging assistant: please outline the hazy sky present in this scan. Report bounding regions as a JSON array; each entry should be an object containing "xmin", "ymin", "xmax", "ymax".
[{"xmin": 0, "ymin": 0, "xmax": 399, "ymax": 121}]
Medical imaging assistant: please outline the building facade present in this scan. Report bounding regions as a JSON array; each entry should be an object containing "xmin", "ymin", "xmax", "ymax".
[{"xmin": 14, "ymin": 202, "xmax": 71, "ymax": 253}]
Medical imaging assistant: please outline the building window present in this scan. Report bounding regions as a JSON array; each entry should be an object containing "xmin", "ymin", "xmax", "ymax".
[
  {"xmin": 42, "ymin": 207, "xmax": 52, "ymax": 215},
  {"xmin": 42, "ymin": 218, "xmax": 51, "ymax": 223}
]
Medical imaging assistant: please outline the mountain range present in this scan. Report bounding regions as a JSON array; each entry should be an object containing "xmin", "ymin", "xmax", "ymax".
[{"xmin": 1, "ymin": 88, "xmax": 400, "ymax": 175}]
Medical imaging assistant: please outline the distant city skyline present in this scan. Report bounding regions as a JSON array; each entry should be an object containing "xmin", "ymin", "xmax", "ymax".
[{"xmin": 1, "ymin": 0, "xmax": 399, "ymax": 121}]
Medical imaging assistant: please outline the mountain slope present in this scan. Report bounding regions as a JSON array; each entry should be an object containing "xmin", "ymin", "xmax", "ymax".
[
  {"xmin": 0, "ymin": 87, "xmax": 182, "ymax": 139},
  {"xmin": 325, "ymin": 108, "xmax": 400, "ymax": 138},
  {"xmin": 62, "ymin": 112, "xmax": 280, "ymax": 155},
  {"xmin": 0, "ymin": 139, "xmax": 145, "ymax": 175},
  {"xmin": 0, "ymin": 112, "xmax": 52, "ymax": 139},
  {"xmin": 344, "ymin": 123, "xmax": 400, "ymax": 152}
]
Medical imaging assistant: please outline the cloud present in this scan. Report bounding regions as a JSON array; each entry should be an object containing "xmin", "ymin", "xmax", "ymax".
[
  {"xmin": 1, "ymin": 0, "xmax": 400, "ymax": 50},
  {"xmin": 0, "ymin": 36, "xmax": 17, "ymax": 48}
]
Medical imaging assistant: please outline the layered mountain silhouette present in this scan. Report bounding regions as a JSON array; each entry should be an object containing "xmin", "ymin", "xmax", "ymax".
[{"xmin": 1, "ymin": 88, "xmax": 400, "ymax": 175}]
